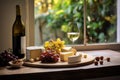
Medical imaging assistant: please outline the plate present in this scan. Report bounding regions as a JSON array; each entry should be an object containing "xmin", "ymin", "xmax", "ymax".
[
  {"xmin": 9, "ymin": 60, "xmax": 24, "ymax": 68},
  {"xmin": 24, "ymin": 53, "xmax": 95, "ymax": 68}
]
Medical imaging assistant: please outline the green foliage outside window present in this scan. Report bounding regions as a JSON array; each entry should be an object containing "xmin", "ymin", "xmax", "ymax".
[
  {"xmin": 86, "ymin": 0, "xmax": 117, "ymax": 43},
  {"xmin": 35, "ymin": 0, "xmax": 117, "ymax": 45}
]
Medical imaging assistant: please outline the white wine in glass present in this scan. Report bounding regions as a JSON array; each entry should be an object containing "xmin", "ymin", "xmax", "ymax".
[
  {"xmin": 67, "ymin": 22, "xmax": 80, "ymax": 44},
  {"xmin": 67, "ymin": 32, "xmax": 80, "ymax": 43}
]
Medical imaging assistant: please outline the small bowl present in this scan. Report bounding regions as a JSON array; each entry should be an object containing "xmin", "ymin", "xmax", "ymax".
[{"xmin": 9, "ymin": 59, "xmax": 24, "ymax": 68}]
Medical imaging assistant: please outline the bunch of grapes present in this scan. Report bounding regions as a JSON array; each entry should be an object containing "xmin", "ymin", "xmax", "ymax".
[
  {"xmin": 40, "ymin": 50, "xmax": 59, "ymax": 63},
  {"xmin": 0, "ymin": 50, "xmax": 18, "ymax": 66},
  {"xmin": 44, "ymin": 38, "xmax": 65, "ymax": 54}
]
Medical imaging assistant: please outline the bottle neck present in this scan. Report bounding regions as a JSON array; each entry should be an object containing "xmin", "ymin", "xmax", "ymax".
[
  {"xmin": 16, "ymin": 5, "xmax": 22, "ymax": 21},
  {"xmin": 16, "ymin": 15, "xmax": 21, "ymax": 20},
  {"xmin": 15, "ymin": 15, "xmax": 22, "ymax": 24},
  {"xmin": 16, "ymin": 5, "xmax": 21, "ymax": 16}
]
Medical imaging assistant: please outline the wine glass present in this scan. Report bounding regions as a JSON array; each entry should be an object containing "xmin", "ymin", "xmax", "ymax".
[{"xmin": 67, "ymin": 22, "xmax": 80, "ymax": 44}]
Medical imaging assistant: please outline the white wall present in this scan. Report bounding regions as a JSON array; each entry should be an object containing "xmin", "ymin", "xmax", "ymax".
[{"xmin": 0, "ymin": 0, "xmax": 26, "ymax": 52}]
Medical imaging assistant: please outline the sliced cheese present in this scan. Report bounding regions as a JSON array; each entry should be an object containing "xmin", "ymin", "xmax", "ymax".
[
  {"xmin": 60, "ymin": 52, "xmax": 74, "ymax": 62},
  {"xmin": 62, "ymin": 47, "xmax": 77, "ymax": 55},
  {"xmin": 68, "ymin": 53, "xmax": 82, "ymax": 63},
  {"xmin": 62, "ymin": 47, "xmax": 72, "ymax": 52}
]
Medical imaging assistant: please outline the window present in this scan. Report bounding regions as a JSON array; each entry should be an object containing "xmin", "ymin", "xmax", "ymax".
[
  {"xmin": 34, "ymin": 0, "xmax": 84, "ymax": 45},
  {"xmin": 86, "ymin": 0, "xmax": 117, "ymax": 44},
  {"xmin": 26, "ymin": 0, "xmax": 120, "ymax": 50},
  {"xmin": 34, "ymin": 0, "xmax": 118, "ymax": 44}
]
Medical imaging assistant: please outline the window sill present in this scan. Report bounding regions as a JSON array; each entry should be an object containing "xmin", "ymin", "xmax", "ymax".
[{"xmin": 71, "ymin": 43, "xmax": 120, "ymax": 51}]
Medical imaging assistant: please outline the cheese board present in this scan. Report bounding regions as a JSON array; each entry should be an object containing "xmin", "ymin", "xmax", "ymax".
[{"xmin": 24, "ymin": 52, "xmax": 95, "ymax": 68}]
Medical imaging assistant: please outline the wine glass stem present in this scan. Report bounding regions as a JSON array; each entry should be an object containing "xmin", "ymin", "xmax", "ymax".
[{"xmin": 72, "ymin": 40, "xmax": 75, "ymax": 44}]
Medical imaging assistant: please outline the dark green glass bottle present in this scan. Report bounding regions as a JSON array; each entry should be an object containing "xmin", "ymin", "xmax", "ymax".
[{"xmin": 12, "ymin": 5, "xmax": 25, "ymax": 59}]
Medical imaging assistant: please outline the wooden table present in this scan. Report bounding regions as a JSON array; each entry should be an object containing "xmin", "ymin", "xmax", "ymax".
[{"xmin": 0, "ymin": 50, "xmax": 120, "ymax": 80}]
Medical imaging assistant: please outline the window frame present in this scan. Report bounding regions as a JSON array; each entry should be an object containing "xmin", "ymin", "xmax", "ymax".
[
  {"xmin": 25, "ymin": 0, "xmax": 34, "ymax": 47},
  {"xmin": 26, "ymin": 0, "xmax": 120, "ymax": 51},
  {"xmin": 117, "ymin": 0, "xmax": 120, "ymax": 42}
]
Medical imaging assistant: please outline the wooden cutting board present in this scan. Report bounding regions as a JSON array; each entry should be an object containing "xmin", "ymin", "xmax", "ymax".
[{"xmin": 24, "ymin": 53, "xmax": 95, "ymax": 68}]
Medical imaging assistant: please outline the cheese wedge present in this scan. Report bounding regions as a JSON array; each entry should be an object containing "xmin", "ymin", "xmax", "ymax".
[
  {"xmin": 68, "ymin": 53, "xmax": 82, "ymax": 63},
  {"xmin": 60, "ymin": 52, "xmax": 74, "ymax": 62},
  {"xmin": 26, "ymin": 46, "xmax": 44, "ymax": 61}
]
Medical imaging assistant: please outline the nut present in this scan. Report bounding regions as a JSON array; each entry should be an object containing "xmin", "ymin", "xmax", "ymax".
[{"xmin": 29, "ymin": 58, "xmax": 34, "ymax": 63}]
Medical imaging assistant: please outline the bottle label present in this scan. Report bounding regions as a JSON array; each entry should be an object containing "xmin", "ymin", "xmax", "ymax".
[{"xmin": 21, "ymin": 36, "xmax": 26, "ymax": 54}]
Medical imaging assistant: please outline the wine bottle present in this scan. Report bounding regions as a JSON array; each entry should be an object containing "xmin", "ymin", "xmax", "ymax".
[{"xmin": 12, "ymin": 5, "xmax": 26, "ymax": 59}]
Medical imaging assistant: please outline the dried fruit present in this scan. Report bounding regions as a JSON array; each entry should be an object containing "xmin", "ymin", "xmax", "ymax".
[
  {"xmin": 100, "ymin": 56, "xmax": 104, "ymax": 60},
  {"xmin": 100, "ymin": 60, "xmax": 103, "ymax": 65},
  {"xmin": 106, "ymin": 57, "xmax": 110, "ymax": 62},
  {"xmin": 95, "ymin": 57, "xmax": 99, "ymax": 61},
  {"xmin": 94, "ymin": 61, "xmax": 98, "ymax": 66}
]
